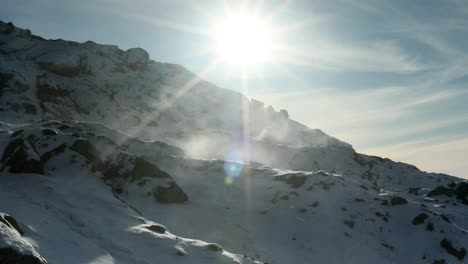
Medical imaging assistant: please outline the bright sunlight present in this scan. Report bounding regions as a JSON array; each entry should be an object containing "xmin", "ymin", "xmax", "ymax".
[{"xmin": 213, "ymin": 13, "xmax": 274, "ymax": 66}]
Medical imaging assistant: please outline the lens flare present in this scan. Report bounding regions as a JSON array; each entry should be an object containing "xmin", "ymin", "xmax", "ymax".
[
  {"xmin": 224, "ymin": 161, "xmax": 244, "ymax": 178},
  {"xmin": 224, "ymin": 176, "xmax": 234, "ymax": 185}
]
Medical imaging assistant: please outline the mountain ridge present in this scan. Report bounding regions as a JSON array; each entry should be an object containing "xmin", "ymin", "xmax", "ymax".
[{"xmin": 1, "ymin": 21, "xmax": 467, "ymax": 264}]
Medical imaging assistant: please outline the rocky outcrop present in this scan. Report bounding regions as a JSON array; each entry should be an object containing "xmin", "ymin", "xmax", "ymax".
[
  {"xmin": 427, "ymin": 182, "xmax": 468, "ymax": 205},
  {"xmin": 0, "ymin": 248, "xmax": 47, "ymax": 264},
  {"xmin": 0, "ymin": 213, "xmax": 47, "ymax": 264},
  {"xmin": 0, "ymin": 213, "xmax": 23, "ymax": 235},
  {"xmin": 440, "ymin": 238, "xmax": 466, "ymax": 261},
  {"xmin": 70, "ymin": 138, "xmax": 188, "ymax": 204}
]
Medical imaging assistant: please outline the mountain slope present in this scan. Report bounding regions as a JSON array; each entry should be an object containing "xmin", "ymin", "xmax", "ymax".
[{"xmin": 0, "ymin": 21, "xmax": 467, "ymax": 264}]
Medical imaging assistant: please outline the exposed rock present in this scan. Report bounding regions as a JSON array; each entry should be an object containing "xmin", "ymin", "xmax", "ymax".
[
  {"xmin": 131, "ymin": 157, "xmax": 171, "ymax": 182},
  {"xmin": 390, "ymin": 196, "xmax": 408, "ymax": 206},
  {"xmin": 69, "ymin": 138, "xmax": 189, "ymax": 204},
  {"xmin": 274, "ymin": 174, "xmax": 307, "ymax": 188},
  {"xmin": 36, "ymin": 75, "xmax": 70, "ymax": 112},
  {"xmin": 279, "ymin": 109, "xmax": 289, "ymax": 119},
  {"xmin": 344, "ymin": 219, "xmax": 355, "ymax": 229},
  {"xmin": 426, "ymin": 182, "xmax": 468, "ymax": 205},
  {"xmin": 426, "ymin": 223, "xmax": 434, "ymax": 231},
  {"xmin": 36, "ymin": 60, "xmax": 84, "ymax": 77},
  {"xmin": 144, "ymin": 224, "xmax": 167, "ymax": 234},
  {"xmin": 453, "ymin": 182, "xmax": 468, "ymax": 204},
  {"xmin": 0, "ymin": 135, "xmax": 66, "ymax": 174},
  {"xmin": 412, "ymin": 213, "xmax": 428, "ymax": 225},
  {"xmin": 205, "ymin": 243, "xmax": 223, "ymax": 252},
  {"xmin": 427, "ymin": 186, "xmax": 453, "ymax": 198},
  {"xmin": 407, "ymin": 188, "xmax": 420, "ymax": 195},
  {"xmin": 0, "ymin": 213, "xmax": 23, "ymax": 235},
  {"xmin": 440, "ymin": 238, "xmax": 466, "ymax": 261},
  {"xmin": 0, "ymin": 138, "xmax": 43, "ymax": 174},
  {"xmin": 153, "ymin": 182, "xmax": 188, "ymax": 204},
  {"xmin": 126, "ymin": 48, "xmax": 149, "ymax": 65},
  {"xmin": 0, "ymin": 248, "xmax": 47, "ymax": 264},
  {"xmin": 69, "ymin": 139, "xmax": 102, "ymax": 167}
]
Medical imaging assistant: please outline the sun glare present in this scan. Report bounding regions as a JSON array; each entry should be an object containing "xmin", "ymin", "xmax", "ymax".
[{"xmin": 213, "ymin": 13, "xmax": 274, "ymax": 66}]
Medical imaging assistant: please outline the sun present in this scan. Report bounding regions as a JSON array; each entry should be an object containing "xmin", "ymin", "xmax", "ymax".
[{"xmin": 213, "ymin": 13, "xmax": 274, "ymax": 66}]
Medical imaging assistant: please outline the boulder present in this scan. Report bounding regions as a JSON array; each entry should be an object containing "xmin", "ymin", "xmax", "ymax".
[
  {"xmin": 126, "ymin": 48, "xmax": 149, "ymax": 65},
  {"xmin": 390, "ymin": 196, "xmax": 407, "ymax": 206},
  {"xmin": 440, "ymin": 238, "xmax": 466, "ymax": 261},
  {"xmin": 412, "ymin": 213, "xmax": 428, "ymax": 225},
  {"xmin": 0, "ymin": 213, "xmax": 23, "ymax": 235}
]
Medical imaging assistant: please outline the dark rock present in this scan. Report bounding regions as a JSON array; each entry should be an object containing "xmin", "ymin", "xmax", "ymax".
[
  {"xmin": 0, "ymin": 214, "xmax": 23, "ymax": 235},
  {"xmin": 375, "ymin": 212, "xmax": 388, "ymax": 222},
  {"xmin": 381, "ymin": 243, "xmax": 394, "ymax": 251},
  {"xmin": 0, "ymin": 248, "xmax": 47, "ymax": 264},
  {"xmin": 153, "ymin": 182, "xmax": 188, "ymax": 204},
  {"xmin": 205, "ymin": 243, "xmax": 223, "ymax": 252},
  {"xmin": 274, "ymin": 174, "xmax": 306, "ymax": 188},
  {"xmin": 390, "ymin": 196, "xmax": 407, "ymax": 206},
  {"xmin": 427, "ymin": 186, "xmax": 453, "ymax": 198},
  {"xmin": 41, "ymin": 129, "xmax": 57, "ymax": 136},
  {"xmin": 36, "ymin": 56, "xmax": 86, "ymax": 77},
  {"xmin": 21, "ymin": 103, "xmax": 36, "ymax": 114},
  {"xmin": 440, "ymin": 238, "xmax": 466, "ymax": 261},
  {"xmin": 381, "ymin": 200, "xmax": 389, "ymax": 206},
  {"xmin": 432, "ymin": 259, "xmax": 446, "ymax": 264},
  {"xmin": 113, "ymin": 187, "xmax": 123, "ymax": 194},
  {"xmin": 0, "ymin": 138, "xmax": 44, "ymax": 174},
  {"xmin": 0, "ymin": 72, "xmax": 14, "ymax": 96},
  {"xmin": 426, "ymin": 182, "xmax": 468, "ymax": 205},
  {"xmin": 309, "ymin": 201, "xmax": 320, "ymax": 208},
  {"xmin": 175, "ymin": 248, "xmax": 186, "ymax": 256},
  {"xmin": 352, "ymin": 153, "xmax": 368, "ymax": 166},
  {"xmin": 412, "ymin": 213, "xmax": 428, "ymax": 225},
  {"xmin": 36, "ymin": 75, "xmax": 71, "ymax": 112},
  {"xmin": 145, "ymin": 224, "xmax": 167, "ymax": 234},
  {"xmin": 344, "ymin": 219, "xmax": 355, "ymax": 229},
  {"xmin": 69, "ymin": 139, "xmax": 101, "ymax": 168},
  {"xmin": 453, "ymin": 182, "xmax": 468, "ymax": 204},
  {"xmin": 426, "ymin": 223, "xmax": 434, "ymax": 231},
  {"xmin": 407, "ymin": 188, "xmax": 420, "ymax": 195},
  {"xmin": 131, "ymin": 157, "xmax": 170, "ymax": 182}
]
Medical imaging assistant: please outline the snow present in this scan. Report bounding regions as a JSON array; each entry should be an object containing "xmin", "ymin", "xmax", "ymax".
[{"xmin": 0, "ymin": 20, "xmax": 467, "ymax": 264}]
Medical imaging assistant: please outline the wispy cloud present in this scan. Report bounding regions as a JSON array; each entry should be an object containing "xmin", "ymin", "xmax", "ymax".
[{"xmin": 276, "ymin": 38, "xmax": 429, "ymax": 73}]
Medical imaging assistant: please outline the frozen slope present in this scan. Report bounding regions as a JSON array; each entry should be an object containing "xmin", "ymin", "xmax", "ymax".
[
  {"xmin": 0, "ymin": 124, "xmax": 261, "ymax": 264},
  {"xmin": 0, "ymin": 21, "xmax": 467, "ymax": 264},
  {"xmin": 0, "ymin": 121, "xmax": 466, "ymax": 264}
]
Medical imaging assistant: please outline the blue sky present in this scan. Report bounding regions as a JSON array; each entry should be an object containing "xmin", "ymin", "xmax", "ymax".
[{"xmin": 2, "ymin": 0, "xmax": 468, "ymax": 178}]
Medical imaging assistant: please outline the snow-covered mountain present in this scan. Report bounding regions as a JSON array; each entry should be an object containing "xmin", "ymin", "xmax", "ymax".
[{"xmin": 0, "ymin": 21, "xmax": 467, "ymax": 264}]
